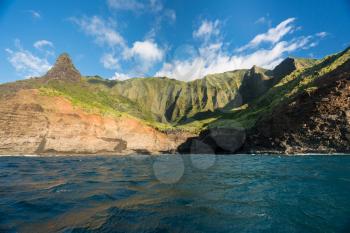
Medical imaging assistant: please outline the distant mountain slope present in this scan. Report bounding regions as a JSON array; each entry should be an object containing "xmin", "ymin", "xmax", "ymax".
[
  {"xmin": 109, "ymin": 70, "xmax": 246, "ymax": 123},
  {"xmin": 102, "ymin": 56, "xmax": 318, "ymax": 124},
  {"xmin": 179, "ymin": 47, "xmax": 350, "ymax": 153},
  {"xmin": 83, "ymin": 57, "xmax": 317, "ymax": 124}
]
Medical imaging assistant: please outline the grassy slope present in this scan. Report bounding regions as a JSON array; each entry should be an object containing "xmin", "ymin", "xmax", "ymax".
[
  {"xmin": 43, "ymin": 79, "xmax": 182, "ymax": 132},
  {"xmin": 109, "ymin": 70, "xmax": 247, "ymax": 123},
  {"xmin": 0, "ymin": 69, "xmax": 248, "ymax": 133},
  {"xmin": 0, "ymin": 77, "xmax": 177, "ymax": 132},
  {"xmin": 0, "ymin": 51, "xmax": 339, "ymax": 134},
  {"xmin": 205, "ymin": 48, "xmax": 350, "ymax": 130},
  {"xmin": 293, "ymin": 57, "xmax": 319, "ymax": 69},
  {"xmin": 78, "ymin": 71, "xmax": 246, "ymax": 132}
]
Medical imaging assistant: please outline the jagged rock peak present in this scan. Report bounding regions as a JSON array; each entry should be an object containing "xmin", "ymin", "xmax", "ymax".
[
  {"xmin": 272, "ymin": 57, "xmax": 297, "ymax": 79},
  {"xmin": 249, "ymin": 65, "xmax": 267, "ymax": 74},
  {"xmin": 55, "ymin": 53, "xmax": 74, "ymax": 66},
  {"xmin": 44, "ymin": 53, "xmax": 81, "ymax": 81}
]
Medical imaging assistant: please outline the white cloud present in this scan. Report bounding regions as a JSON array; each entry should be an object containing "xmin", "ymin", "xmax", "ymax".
[
  {"xmin": 107, "ymin": 0, "xmax": 145, "ymax": 11},
  {"xmin": 156, "ymin": 38, "xmax": 309, "ymax": 81},
  {"xmin": 316, "ymin": 31, "xmax": 328, "ymax": 38},
  {"xmin": 107, "ymin": 0, "xmax": 165, "ymax": 13},
  {"xmin": 145, "ymin": 8, "xmax": 176, "ymax": 39},
  {"xmin": 33, "ymin": 40, "xmax": 54, "ymax": 50},
  {"xmin": 193, "ymin": 20, "xmax": 220, "ymax": 40},
  {"xmin": 149, "ymin": 0, "xmax": 163, "ymax": 12},
  {"xmin": 27, "ymin": 10, "xmax": 41, "ymax": 19},
  {"xmin": 70, "ymin": 15, "xmax": 322, "ymax": 82},
  {"xmin": 71, "ymin": 16, "xmax": 164, "ymax": 74},
  {"xmin": 237, "ymin": 17, "xmax": 295, "ymax": 52},
  {"xmin": 6, "ymin": 40, "xmax": 51, "ymax": 78},
  {"xmin": 107, "ymin": 0, "xmax": 175, "ymax": 41},
  {"xmin": 122, "ymin": 40, "xmax": 164, "ymax": 73},
  {"xmin": 110, "ymin": 72, "xmax": 132, "ymax": 80},
  {"xmin": 156, "ymin": 18, "xmax": 318, "ymax": 81},
  {"xmin": 255, "ymin": 17, "xmax": 267, "ymax": 24},
  {"xmin": 127, "ymin": 40, "xmax": 164, "ymax": 62},
  {"xmin": 100, "ymin": 53, "xmax": 119, "ymax": 69},
  {"xmin": 33, "ymin": 40, "xmax": 55, "ymax": 57},
  {"xmin": 255, "ymin": 15, "xmax": 272, "ymax": 27},
  {"xmin": 70, "ymin": 16, "xmax": 126, "ymax": 48}
]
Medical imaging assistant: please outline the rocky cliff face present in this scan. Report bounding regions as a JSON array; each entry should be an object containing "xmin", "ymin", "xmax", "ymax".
[
  {"xmin": 272, "ymin": 57, "xmax": 318, "ymax": 83},
  {"xmin": 178, "ymin": 127, "xmax": 246, "ymax": 154},
  {"xmin": 239, "ymin": 66, "xmax": 273, "ymax": 103},
  {"xmin": 43, "ymin": 53, "xmax": 81, "ymax": 81},
  {"xmin": 0, "ymin": 89, "xmax": 190, "ymax": 155},
  {"xmin": 240, "ymin": 59, "xmax": 350, "ymax": 154},
  {"xmin": 0, "ymin": 53, "xmax": 191, "ymax": 155}
]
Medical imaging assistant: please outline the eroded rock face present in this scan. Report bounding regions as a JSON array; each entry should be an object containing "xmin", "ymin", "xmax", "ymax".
[
  {"xmin": 178, "ymin": 127, "xmax": 246, "ymax": 154},
  {"xmin": 0, "ymin": 90, "xmax": 190, "ymax": 155},
  {"xmin": 239, "ymin": 66, "xmax": 273, "ymax": 103},
  {"xmin": 241, "ymin": 63, "xmax": 350, "ymax": 154},
  {"xmin": 0, "ymin": 101, "xmax": 48, "ymax": 154},
  {"xmin": 43, "ymin": 53, "xmax": 81, "ymax": 81}
]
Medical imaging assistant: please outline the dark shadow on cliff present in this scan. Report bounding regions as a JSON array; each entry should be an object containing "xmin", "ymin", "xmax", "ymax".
[
  {"xmin": 177, "ymin": 127, "xmax": 246, "ymax": 154},
  {"xmin": 177, "ymin": 50, "xmax": 350, "ymax": 154}
]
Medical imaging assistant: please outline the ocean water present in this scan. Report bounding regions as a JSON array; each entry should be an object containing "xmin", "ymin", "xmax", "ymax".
[{"xmin": 0, "ymin": 154, "xmax": 349, "ymax": 233}]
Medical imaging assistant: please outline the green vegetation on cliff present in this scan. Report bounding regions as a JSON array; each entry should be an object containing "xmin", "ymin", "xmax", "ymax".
[
  {"xmin": 208, "ymin": 47, "xmax": 350, "ymax": 129},
  {"xmin": 2, "ymin": 48, "xmax": 348, "ymax": 135}
]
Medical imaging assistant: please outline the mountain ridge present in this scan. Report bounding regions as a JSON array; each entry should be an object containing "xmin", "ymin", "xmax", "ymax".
[{"xmin": 0, "ymin": 47, "xmax": 349, "ymax": 155}]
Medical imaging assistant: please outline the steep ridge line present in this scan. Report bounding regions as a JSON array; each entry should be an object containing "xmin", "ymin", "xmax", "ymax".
[{"xmin": 0, "ymin": 47, "xmax": 349, "ymax": 155}]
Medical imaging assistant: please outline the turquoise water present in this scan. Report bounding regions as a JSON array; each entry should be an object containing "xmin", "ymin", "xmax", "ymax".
[{"xmin": 0, "ymin": 155, "xmax": 350, "ymax": 233}]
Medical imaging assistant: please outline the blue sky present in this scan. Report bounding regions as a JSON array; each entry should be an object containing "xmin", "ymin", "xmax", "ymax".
[{"xmin": 1, "ymin": 0, "xmax": 350, "ymax": 83}]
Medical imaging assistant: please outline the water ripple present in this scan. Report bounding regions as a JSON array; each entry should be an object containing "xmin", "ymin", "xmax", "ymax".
[{"xmin": 0, "ymin": 155, "xmax": 349, "ymax": 233}]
